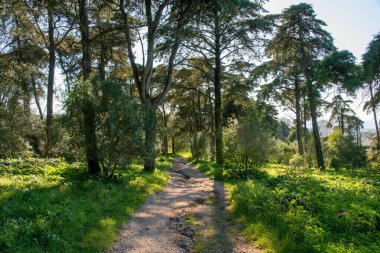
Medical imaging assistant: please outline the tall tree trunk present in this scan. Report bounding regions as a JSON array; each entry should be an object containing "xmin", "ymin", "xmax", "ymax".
[
  {"xmin": 213, "ymin": 0, "xmax": 223, "ymax": 164},
  {"xmin": 197, "ymin": 88, "xmax": 202, "ymax": 131},
  {"xmin": 171, "ymin": 133, "xmax": 175, "ymax": 154},
  {"xmin": 144, "ymin": 102, "xmax": 157, "ymax": 172},
  {"xmin": 79, "ymin": 0, "xmax": 100, "ymax": 174},
  {"xmin": 295, "ymin": 76, "xmax": 304, "ymax": 155},
  {"xmin": 45, "ymin": 6, "xmax": 56, "ymax": 157},
  {"xmin": 369, "ymin": 82, "xmax": 380, "ymax": 141},
  {"xmin": 163, "ymin": 130, "xmax": 168, "ymax": 157},
  {"xmin": 209, "ymin": 92, "xmax": 215, "ymax": 161},
  {"xmin": 305, "ymin": 71, "xmax": 325, "ymax": 169},
  {"xmin": 162, "ymin": 109, "xmax": 169, "ymax": 157}
]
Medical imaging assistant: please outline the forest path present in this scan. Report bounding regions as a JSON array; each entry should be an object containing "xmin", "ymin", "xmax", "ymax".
[{"xmin": 110, "ymin": 158, "xmax": 260, "ymax": 253}]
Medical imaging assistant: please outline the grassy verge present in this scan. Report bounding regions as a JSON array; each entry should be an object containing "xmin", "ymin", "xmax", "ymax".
[
  {"xmin": 0, "ymin": 157, "xmax": 171, "ymax": 253},
  {"xmin": 189, "ymin": 158, "xmax": 380, "ymax": 253}
]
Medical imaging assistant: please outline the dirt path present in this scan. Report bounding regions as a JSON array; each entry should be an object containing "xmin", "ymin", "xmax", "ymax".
[{"xmin": 110, "ymin": 158, "xmax": 260, "ymax": 253}]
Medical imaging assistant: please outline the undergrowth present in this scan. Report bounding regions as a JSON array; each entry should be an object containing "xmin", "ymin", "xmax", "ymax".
[
  {"xmin": 0, "ymin": 157, "xmax": 171, "ymax": 253},
  {"xmin": 189, "ymin": 158, "xmax": 380, "ymax": 253}
]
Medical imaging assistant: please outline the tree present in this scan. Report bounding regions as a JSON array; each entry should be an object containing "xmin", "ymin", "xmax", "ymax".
[
  {"xmin": 169, "ymin": 60, "xmax": 212, "ymax": 159},
  {"xmin": 268, "ymin": 3, "xmax": 335, "ymax": 169},
  {"xmin": 118, "ymin": 0, "xmax": 199, "ymax": 172},
  {"xmin": 23, "ymin": 0, "xmax": 75, "ymax": 156},
  {"xmin": 255, "ymin": 58, "xmax": 306, "ymax": 155},
  {"xmin": 317, "ymin": 50, "xmax": 362, "ymax": 135},
  {"xmin": 185, "ymin": 0, "xmax": 270, "ymax": 164},
  {"xmin": 0, "ymin": 0, "xmax": 47, "ymax": 155},
  {"xmin": 77, "ymin": 0, "xmax": 101, "ymax": 174},
  {"xmin": 346, "ymin": 115, "xmax": 364, "ymax": 145},
  {"xmin": 324, "ymin": 95, "xmax": 355, "ymax": 135},
  {"xmin": 362, "ymin": 32, "xmax": 380, "ymax": 141}
]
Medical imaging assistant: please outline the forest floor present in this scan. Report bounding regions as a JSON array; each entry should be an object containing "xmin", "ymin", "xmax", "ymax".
[{"xmin": 110, "ymin": 157, "xmax": 260, "ymax": 253}]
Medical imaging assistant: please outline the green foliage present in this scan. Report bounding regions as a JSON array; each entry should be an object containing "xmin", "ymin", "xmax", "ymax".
[
  {"xmin": 192, "ymin": 159, "xmax": 380, "ymax": 252},
  {"xmin": 47, "ymin": 115, "xmax": 84, "ymax": 161},
  {"xmin": 0, "ymin": 58, "xmax": 44, "ymax": 158},
  {"xmin": 368, "ymin": 139, "xmax": 380, "ymax": 172},
  {"xmin": 289, "ymin": 154, "xmax": 306, "ymax": 169},
  {"xmin": 0, "ymin": 157, "xmax": 170, "ymax": 252},
  {"xmin": 362, "ymin": 32, "xmax": 380, "ymax": 118},
  {"xmin": 316, "ymin": 50, "xmax": 362, "ymax": 94},
  {"xmin": 223, "ymin": 109, "xmax": 274, "ymax": 179},
  {"xmin": 67, "ymin": 77, "xmax": 144, "ymax": 175},
  {"xmin": 363, "ymin": 32, "xmax": 380, "ymax": 81},
  {"xmin": 191, "ymin": 131, "xmax": 210, "ymax": 160},
  {"xmin": 325, "ymin": 129, "xmax": 367, "ymax": 169},
  {"xmin": 269, "ymin": 140, "xmax": 296, "ymax": 165}
]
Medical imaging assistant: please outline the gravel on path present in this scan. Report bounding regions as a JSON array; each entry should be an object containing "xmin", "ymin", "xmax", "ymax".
[{"xmin": 110, "ymin": 158, "xmax": 261, "ymax": 253}]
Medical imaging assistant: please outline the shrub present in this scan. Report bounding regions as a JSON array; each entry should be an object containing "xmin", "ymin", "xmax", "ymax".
[
  {"xmin": 289, "ymin": 154, "xmax": 306, "ymax": 169},
  {"xmin": 269, "ymin": 139, "xmax": 296, "ymax": 164},
  {"xmin": 224, "ymin": 110, "xmax": 273, "ymax": 179},
  {"xmin": 368, "ymin": 138, "xmax": 380, "ymax": 172},
  {"xmin": 325, "ymin": 129, "xmax": 367, "ymax": 169}
]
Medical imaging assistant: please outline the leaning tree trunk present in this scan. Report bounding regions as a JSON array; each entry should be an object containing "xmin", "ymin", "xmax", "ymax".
[
  {"xmin": 144, "ymin": 102, "xmax": 157, "ymax": 173},
  {"xmin": 295, "ymin": 76, "xmax": 304, "ymax": 155},
  {"xmin": 305, "ymin": 72, "xmax": 325, "ymax": 169},
  {"xmin": 213, "ymin": 0, "xmax": 223, "ymax": 164},
  {"xmin": 79, "ymin": 0, "xmax": 100, "ymax": 174},
  {"xmin": 45, "ymin": 7, "xmax": 56, "ymax": 157}
]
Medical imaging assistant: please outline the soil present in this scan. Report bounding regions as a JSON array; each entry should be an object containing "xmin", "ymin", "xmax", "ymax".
[{"xmin": 110, "ymin": 158, "xmax": 261, "ymax": 253}]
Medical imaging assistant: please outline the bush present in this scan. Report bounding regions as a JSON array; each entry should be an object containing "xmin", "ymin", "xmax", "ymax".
[
  {"xmin": 325, "ymin": 129, "xmax": 367, "ymax": 169},
  {"xmin": 368, "ymin": 139, "xmax": 380, "ymax": 172},
  {"xmin": 269, "ymin": 139, "xmax": 296, "ymax": 164},
  {"xmin": 224, "ymin": 109, "xmax": 273, "ymax": 179},
  {"xmin": 289, "ymin": 154, "xmax": 306, "ymax": 169}
]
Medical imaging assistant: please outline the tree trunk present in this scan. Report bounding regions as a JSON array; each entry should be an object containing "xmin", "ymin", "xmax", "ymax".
[
  {"xmin": 162, "ymin": 108, "xmax": 169, "ymax": 157},
  {"xmin": 98, "ymin": 41, "xmax": 106, "ymax": 81},
  {"xmin": 340, "ymin": 111, "xmax": 345, "ymax": 135},
  {"xmin": 144, "ymin": 102, "xmax": 157, "ymax": 172},
  {"xmin": 305, "ymin": 71, "xmax": 325, "ymax": 169},
  {"xmin": 45, "ymin": 6, "xmax": 56, "ymax": 157},
  {"xmin": 191, "ymin": 131, "xmax": 199, "ymax": 160},
  {"xmin": 79, "ymin": 0, "xmax": 100, "ymax": 174},
  {"xmin": 163, "ymin": 130, "xmax": 169, "ymax": 157},
  {"xmin": 209, "ymin": 92, "xmax": 216, "ymax": 161},
  {"xmin": 31, "ymin": 75, "xmax": 43, "ymax": 120},
  {"xmin": 171, "ymin": 133, "xmax": 175, "ymax": 154},
  {"xmin": 369, "ymin": 82, "xmax": 380, "ymax": 141},
  {"xmin": 213, "ymin": 0, "xmax": 223, "ymax": 164},
  {"xmin": 302, "ymin": 98, "xmax": 308, "ymax": 154},
  {"xmin": 295, "ymin": 76, "xmax": 304, "ymax": 155}
]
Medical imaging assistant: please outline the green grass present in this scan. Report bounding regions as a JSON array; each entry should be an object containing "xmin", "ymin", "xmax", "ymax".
[
  {"xmin": 0, "ymin": 157, "xmax": 170, "ymax": 253},
  {"xmin": 189, "ymin": 158, "xmax": 380, "ymax": 253}
]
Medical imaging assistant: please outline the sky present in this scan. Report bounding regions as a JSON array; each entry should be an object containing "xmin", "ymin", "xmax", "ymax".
[{"xmin": 264, "ymin": 0, "xmax": 380, "ymax": 129}]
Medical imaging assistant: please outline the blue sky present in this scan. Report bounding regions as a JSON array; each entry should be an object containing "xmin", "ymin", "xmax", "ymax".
[
  {"xmin": 265, "ymin": 0, "xmax": 380, "ymax": 60},
  {"xmin": 265, "ymin": 0, "xmax": 380, "ymax": 129}
]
